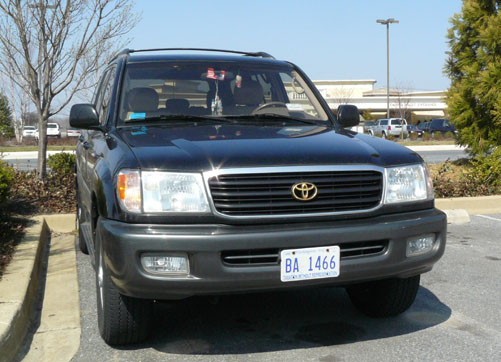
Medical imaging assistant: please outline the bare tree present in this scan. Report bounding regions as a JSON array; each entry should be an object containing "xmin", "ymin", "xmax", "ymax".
[
  {"xmin": 0, "ymin": 0, "xmax": 139, "ymax": 177},
  {"xmin": 393, "ymin": 82, "xmax": 414, "ymax": 139},
  {"xmin": 394, "ymin": 82, "xmax": 413, "ymax": 121},
  {"xmin": 331, "ymin": 86, "xmax": 354, "ymax": 106}
]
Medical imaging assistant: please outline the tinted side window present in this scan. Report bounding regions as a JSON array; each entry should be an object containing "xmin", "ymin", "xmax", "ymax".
[
  {"xmin": 96, "ymin": 66, "xmax": 116, "ymax": 125},
  {"xmin": 381, "ymin": 120, "xmax": 388, "ymax": 126}
]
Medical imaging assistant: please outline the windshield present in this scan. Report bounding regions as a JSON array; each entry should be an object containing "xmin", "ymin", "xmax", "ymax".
[
  {"xmin": 24, "ymin": 126, "xmax": 35, "ymax": 130},
  {"xmin": 48, "ymin": 124, "xmax": 58, "ymax": 128},
  {"xmin": 118, "ymin": 61, "xmax": 329, "ymax": 125}
]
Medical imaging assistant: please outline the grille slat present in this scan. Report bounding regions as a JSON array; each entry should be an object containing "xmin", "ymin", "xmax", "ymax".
[
  {"xmin": 221, "ymin": 240, "xmax": 389, "ymax": 266},
  {"xmin": 209, "ymin": 170, "xmax": 383, "ymax": 216},
  {"xmin": 211, "ymin": 185, "xmax": 382, "ymax": 198}
]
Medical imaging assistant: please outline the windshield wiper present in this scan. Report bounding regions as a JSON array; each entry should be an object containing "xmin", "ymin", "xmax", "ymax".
[
  {"xmin": 127, "ymin": 114, "xmax": 237, "ymax": 124},
  {"xmin": 225, "ymin": 113, "xmax": 320, "ymax": 125}
]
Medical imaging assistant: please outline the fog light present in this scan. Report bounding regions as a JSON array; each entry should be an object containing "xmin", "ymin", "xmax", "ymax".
[
  {"xmin": 406, "ymin": 234, "xmax": 436, "ymax": 257},
  {"xmin": 141, "ymin": 254, "xmax": 189, "ymax": 275}
]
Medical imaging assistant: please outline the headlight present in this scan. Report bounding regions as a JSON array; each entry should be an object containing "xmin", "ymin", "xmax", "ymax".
[
  {"xmin": 117, "ymin": 170, "xmax": 210, "ymax": 213},
  {"xmin": 384, "ymin": 164, "xmax": 433, "ymax": 204}
]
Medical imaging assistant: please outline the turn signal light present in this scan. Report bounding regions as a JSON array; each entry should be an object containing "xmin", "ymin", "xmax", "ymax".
[{"xmin": 117, "ymin": 170, "xmax": 141, "ymax": 212}]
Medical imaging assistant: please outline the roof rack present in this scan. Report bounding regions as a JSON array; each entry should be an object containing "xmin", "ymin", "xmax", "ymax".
[{"xmin": 112, "ymin": 48, "xmax": 275, "ymax": 61}]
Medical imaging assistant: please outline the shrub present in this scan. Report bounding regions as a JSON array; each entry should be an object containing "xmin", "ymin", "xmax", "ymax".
[
  {"xmin": 387, "ymin": 134, "xmax": 394, "ymax": 141},
  {"xmin": 444, "ymin": 131, "xmax": 454, "ymax": 139},
  {"xmin": 409, "ymin": 133, "xmax": 418, "ymax": 141},
  {"xmin": 466, "ymin": 148, "xmax": 501, "ymax": 187},
  {"xmin": 0, "ymin": 160, "xmax": 14, "ymax": 204},
  {"xmin": 422, "ymin": 133, "xmax": 431, "ymax": 141},
  {"xmin": 433, "ymin": 132, "xmax": 443, "ymax": 141},
  {"xmin": 47, "ymin": 152, "xmax": 76, "ymax": 176}
]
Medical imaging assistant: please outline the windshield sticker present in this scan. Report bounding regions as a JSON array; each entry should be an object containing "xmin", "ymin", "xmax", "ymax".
[
  {"xmin": 130, "ymin": 126, "xmax": 147, "ymax": 136},
  {"xmin": 286, "ymin": 103, "xmax": 304, "ymax": 111},
  {"xmin": 130, "ymin": 112, "xmax": 146, "ymax": 120}
]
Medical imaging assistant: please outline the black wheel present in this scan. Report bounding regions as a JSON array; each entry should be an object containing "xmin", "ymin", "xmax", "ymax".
[
  {"xmin": 76, "ymin": 191, "xmax": 89, "ymax": 254},
  {"xmin": 76, "ymin": 212, "xmax": 88, "ymax": 255},
  {"xmin": 382, "ymin": 132, "xmax": 387, "ymax": 139},
  {"xmin": 346, "ymin": 275, "xmax": 420, "ymax": 318},
  {"xmin": 96, "ymin": 232, "xmax": 153, "ymax": 345}
]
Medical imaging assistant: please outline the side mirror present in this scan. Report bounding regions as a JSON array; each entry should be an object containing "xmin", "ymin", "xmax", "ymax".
[
  {"xmin": 70, "ymin": 104, "xmax": 100, "ymax": 129},
  {"xmin": 337, "ymin": 105, "xmax": 360, "ymax": 128}
]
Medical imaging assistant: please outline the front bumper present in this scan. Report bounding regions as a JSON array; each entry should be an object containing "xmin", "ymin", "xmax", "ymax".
[{"xmin": 98, "ymin": 208, "xmax": 446, "ymax": 300}]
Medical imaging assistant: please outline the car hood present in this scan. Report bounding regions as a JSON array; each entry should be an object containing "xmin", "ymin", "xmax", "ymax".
[{"xmin": 118, "ymin": 124, "xmax": 422, "ymax": 171}]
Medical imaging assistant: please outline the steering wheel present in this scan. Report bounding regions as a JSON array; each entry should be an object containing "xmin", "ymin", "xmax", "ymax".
[{"xmin": 252, "ymin": 102, "xmax": 288, "ymax": 114}]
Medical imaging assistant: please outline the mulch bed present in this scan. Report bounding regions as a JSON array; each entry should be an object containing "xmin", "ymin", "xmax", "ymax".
[{"xmin": 0, "ymin": 170, "xmax": 76, "ymax": 279}]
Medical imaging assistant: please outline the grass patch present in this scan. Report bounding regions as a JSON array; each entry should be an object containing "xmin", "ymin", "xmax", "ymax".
[
  {"xmin": 395, "ymin": 139, "xmax": 456, "ymax": 146},
  {"xmin": 0, "ymin": 145, "xmax": 76, "ymax": 152}
]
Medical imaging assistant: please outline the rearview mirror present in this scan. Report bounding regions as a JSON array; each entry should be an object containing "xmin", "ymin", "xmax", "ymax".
[
  {"xmin": 337, "ymin": 105, "xmax": 360, "ymax": 128},
  {"xmin": 70, "ymin": 104, "xmax": 100, "ymax": 129}
]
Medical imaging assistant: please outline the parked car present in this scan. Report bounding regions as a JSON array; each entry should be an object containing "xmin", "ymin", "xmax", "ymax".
[
  {"xmin": 35, "ymin": 122, "xmax": 61, "ymax": 140},
  {"xmin": 417, "ymin": 121, "xmax": 430, "ymax": 133},
  {"xmin": 407, "ymin": 125, "xmax": 423, "ymax": 137},
  {"xmin": 363, "ymin": 120, "xmax": 376, "ymax": 134},
  {"xmin": 71, "ymin": 48, "xmax": 446, "ymax": 345},
  {"xmin": 429, "ymin": 118, "xmax": 456, "ymax": 135},
  {"xmin": 22, "ymin": 125, "xmax": 37, "ymax": 138},
  {"xmin": 66, "ymin": 127, "xmax": 82, "ymax": 137},
  {"xmin": 371, "ymin": 118, "xmax": 409, "ymax": 138}
]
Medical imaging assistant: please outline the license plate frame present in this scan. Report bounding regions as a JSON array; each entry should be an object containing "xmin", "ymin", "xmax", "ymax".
[{"xmin": 280, "ymin": 245, "xmax": 340, "ymax": 282}]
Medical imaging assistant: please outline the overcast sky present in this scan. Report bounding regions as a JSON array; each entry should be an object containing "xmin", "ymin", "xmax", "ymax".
[{"xmin": 128, "ymin": 0, "xmax": 463, "ymax": 91}]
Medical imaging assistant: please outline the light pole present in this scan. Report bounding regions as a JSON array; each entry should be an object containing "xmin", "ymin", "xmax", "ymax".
[{"xmin": 377, "ymin": 18, "xmax": 399, "ymax": 118}]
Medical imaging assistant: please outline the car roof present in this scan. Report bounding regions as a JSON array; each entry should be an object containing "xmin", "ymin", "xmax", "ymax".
[{"xmin": 126, "ymin": 53, "xmax": 291, "ymax": 67}]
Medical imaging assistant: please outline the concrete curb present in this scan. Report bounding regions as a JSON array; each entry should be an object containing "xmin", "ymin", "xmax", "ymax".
[
  {"xmin": 436, "ymin": 195, "xmax": 501, "ymax": 217},
  {"xmin": 406, "ymin": 145, "xmax": 466, "ymax": 152},
  {"xmin": 0, "ymin": 217, "xmax": 50, "ymax": 362},
  {"xmin": 441, "ymin": 209, "xmax": 471, "ymax": 225},
  {"xmin": 1, "ymin": 150, "xmax": 75, "ymax": 160}
]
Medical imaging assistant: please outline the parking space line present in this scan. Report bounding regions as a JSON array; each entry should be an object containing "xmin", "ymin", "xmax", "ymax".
[{"xmin": 475, "ymin": 215, "xmax": 501, "ymax": 222}]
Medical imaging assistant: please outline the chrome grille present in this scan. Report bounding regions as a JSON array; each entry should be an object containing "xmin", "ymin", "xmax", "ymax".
[
  {"xmin": 208, "ymin": 170, "xmax": 383, "ymax": 216},
  {"xmin": 221, "ymin": 240, "xmax": 389, "ymax": 266}
]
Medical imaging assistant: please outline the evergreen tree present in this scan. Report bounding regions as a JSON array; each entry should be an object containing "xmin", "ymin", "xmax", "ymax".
[
  {"xmin": 445, "ymin": 0, "xmax": 501, "ymax": 154},
  {"xmin": 0, "ymin": 93, "xmax": 14, "ymax": 139}
]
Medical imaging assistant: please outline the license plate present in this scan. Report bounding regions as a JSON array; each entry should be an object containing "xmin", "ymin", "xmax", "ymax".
[{"xmin": 280, "ymin": 246, "xmax": 340, "ymax": 282}]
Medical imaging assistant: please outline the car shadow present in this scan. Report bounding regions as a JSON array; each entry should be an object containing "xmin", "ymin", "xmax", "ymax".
[{"xmin": 119, "ymin": 285, "xmax": 451, "ymax": 355}]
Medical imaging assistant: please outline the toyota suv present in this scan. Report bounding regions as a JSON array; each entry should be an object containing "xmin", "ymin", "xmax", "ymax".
[{"xmin": 70, "ymin": 48, "xmax": 446, "ymax": 345}]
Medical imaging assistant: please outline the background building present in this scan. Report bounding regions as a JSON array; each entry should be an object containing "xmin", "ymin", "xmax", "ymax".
[{"xmin": 312, "ymin": 80, "xmax": 447, "ymax": 124}]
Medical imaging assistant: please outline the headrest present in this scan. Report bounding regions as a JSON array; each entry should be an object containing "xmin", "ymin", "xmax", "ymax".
[
  {"xmin": 165, "ymin": 98, "xmax": 189, "ymax": 113},
  {"xmin": 233, "ymin": 80, "xmax": 263, "ymax": 106},
  {"xmin": 128, "ymin": 88, "xmax": 159, "ymax": 112}
]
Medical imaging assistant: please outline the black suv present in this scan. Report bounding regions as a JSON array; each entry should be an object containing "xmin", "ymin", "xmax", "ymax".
[
  {"xmin": 429, "ymin": 118, "xmax": 456, "ymax": 135},
  {"xmin": 71, "ymin": 48, "xmax": 446, "ymax": 345}
]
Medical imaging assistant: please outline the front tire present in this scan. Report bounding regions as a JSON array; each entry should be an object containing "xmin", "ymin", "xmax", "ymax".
[
  {"xmin": 96, "ymin": 232, "xmax": 153, "ymax": 345},
  {"xmin": 346, "ymin": 275, "xmax": 420, "ymax": 317},
  {"xmin": 76, "ymin": 203, "xmax": 89, "ymax": 254}
]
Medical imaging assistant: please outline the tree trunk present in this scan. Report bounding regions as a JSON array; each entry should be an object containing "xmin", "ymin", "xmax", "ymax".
[{"xmin": 36, "ymin": 115, "xmax": 48, "ymax": 179}]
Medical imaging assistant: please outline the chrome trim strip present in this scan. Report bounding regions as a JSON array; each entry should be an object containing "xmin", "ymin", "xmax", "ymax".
[{"xmin": 203, "ymin": 165, "xmax": 386, "ymax": 220}]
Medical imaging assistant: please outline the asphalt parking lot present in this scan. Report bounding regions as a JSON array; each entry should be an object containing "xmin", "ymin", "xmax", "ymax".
[{"xmin": 72, "ymin": 214, "xmax": 501, "ymax": 362}]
